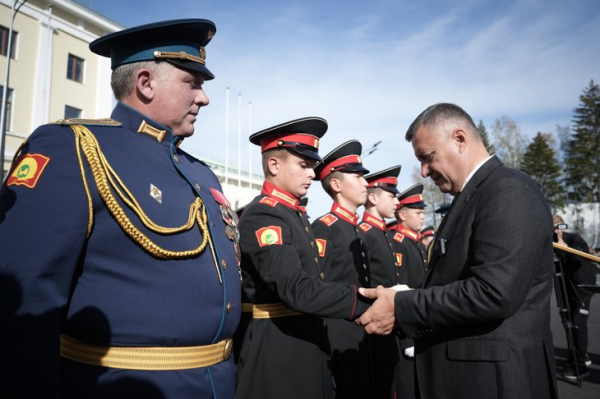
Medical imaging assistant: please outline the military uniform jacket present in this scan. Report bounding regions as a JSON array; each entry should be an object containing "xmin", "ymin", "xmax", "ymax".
[
  {"xmin": 390, "ymin": 224, "xmax": 427, "ymax": 288},
  {"xmin": 394, "ymin": 157, "xmax": 558, "ymax": 399},
  {"xmin": 236, "ymin": 182, "xmax": 368, "ymax": 399},
  {"xmin": 312, "ymin": 203, "xmax": 372, "ymax": 390},
  {"xmin": 359, "ymin": 212, "xmax": 401, "ymax": 288},
  {"xmin": 0, "ymin": 102, "xmax": 241, "ymax": 399}
]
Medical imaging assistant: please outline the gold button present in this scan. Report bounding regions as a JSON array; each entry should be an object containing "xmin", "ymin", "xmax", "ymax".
[
  {"xmin": 173, "ymin": 155, "xmax": 179, "ymax": 163},
  {"xmin": 305, "ymin": 226, "xmax": 309, "ymax": 233},
  {"xmin": 365, "ymin": 276, "xmax": 369, "ymax": 282},
  {"xmin": 319, "ymin": 272, "xmax": 325, "ymax": 280},
  {"xmin": 315, "ymin": 257, "xmax": 319, "ymax": 263},
  {"xmin": 221, "ymin": 259, "xmax": 227, "ymax": 270},
  {"xmin": 224, "ymin": 339, "xmax": 233, "ymax": 360},
  {"xmin": 226, "ymin": 302, "xmax": 232, "ymax": 313},
  {"xmin": 195, "ymin": 183, "xmax": 202, "ymax": 191},
  {"xmin": 363, "ymin": 264, "xmax": 367, "ymax": 269},
  {"xmin": 311, "ymin": 242, "xmax": 314, "ymax": 248},
  {"xmin": 361, "ymin": 252, "xmax": 365, "ymax": 257}
]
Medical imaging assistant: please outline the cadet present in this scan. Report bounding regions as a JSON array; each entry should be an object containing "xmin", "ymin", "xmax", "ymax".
[
  {"xmin": 359, "ymin": 165, "xmax": 402, "ymax": 398},
  {"xmin": 388, "ymin": 183, "xmax": 428, "ymax": 399},
  {"xmin": 420, "ymin": 225, "xmax": 435, "ymax": 248},
  {"xmin": 236, "ymin": 119, "xmax": 370, "ymax": 399},
  {"xmin": 311, "ymin": 140, "xmax": 372, "ymax": 398},
  {"xmin": 0, "ymin": 20, "xmax": 240, "ymax": 399}
]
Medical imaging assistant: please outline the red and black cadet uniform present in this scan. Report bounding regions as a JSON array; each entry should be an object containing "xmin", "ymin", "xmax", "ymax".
[
  {"xmin": 312, "ymin": 141, "xmax": 373, "ymax": 398},
  {"xmin": 360, "ymin": 165, "xmax": 403, "ymax": 398},
  {"xmin": 360, "ymin": 166, "xmax": 402, "ymax": 288},
  {"xmin": 235, "ymin": 119, "xmax": 369, "ymax": 399}
]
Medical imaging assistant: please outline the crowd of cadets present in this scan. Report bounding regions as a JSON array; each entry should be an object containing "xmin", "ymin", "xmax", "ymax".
[{"xmin": 234, "ymin": 117, "xmax": 438, "ymax": 399}]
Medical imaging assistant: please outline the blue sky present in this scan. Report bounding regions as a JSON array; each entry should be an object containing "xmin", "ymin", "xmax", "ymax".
[{"xmin": 82, "ymin": 0, "xmax": 600, "ymax": 216}]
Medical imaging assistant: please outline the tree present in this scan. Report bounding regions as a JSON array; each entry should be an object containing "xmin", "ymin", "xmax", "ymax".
[
  {"xmin": 521, "ymin": 132, "xmax": 566, "ymax": 211},
  {"xmin": 492, "ymin": 115, "xmax": 526, "ymax": 169},
  {"xmin": 564, "ymin": 80, "xmax": 600, "ymax": 203},
  {"xmin": 476, "ymin": 119, "xmax": 495, "ymax": 154}
]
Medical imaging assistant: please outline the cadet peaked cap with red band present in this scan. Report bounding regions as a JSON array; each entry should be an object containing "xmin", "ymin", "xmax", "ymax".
[
  {"xmin": 421, "ymin": 225, "xmax": 435, "ymax": 237},
  {"xmin": 397, "ymin": 183, "xmax": 427, "ymax": 209},
  {"xmin": 90, "ymin": 19, "xmax": 217, "ymax": 80},
  {"xmin": 249, "ymin": 117, "xmax": 327, "ymax": 162},
  {"xmin": 365, "ymin": 165, "xmax": 401, "ymax": 195},
  {"xmin": 315, "ymin": 140, "xmax": 370, "ymax": 181}
]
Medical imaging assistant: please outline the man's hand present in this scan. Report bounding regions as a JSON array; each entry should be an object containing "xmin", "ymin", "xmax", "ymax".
[{"xmin": 355, "ymin": 285, "xmax": 396, "ymax": 335}]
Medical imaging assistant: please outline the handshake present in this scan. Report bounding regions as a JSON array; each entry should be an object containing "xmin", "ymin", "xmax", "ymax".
[{"xmin": 355, "ymin": 285, "xmax": 410, "ymax": 335}]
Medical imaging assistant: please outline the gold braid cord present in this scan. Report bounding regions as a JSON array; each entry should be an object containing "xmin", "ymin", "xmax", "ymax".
[{"xmin": 70, "ymin": 124, "xmax": 209, "ymax": 259}]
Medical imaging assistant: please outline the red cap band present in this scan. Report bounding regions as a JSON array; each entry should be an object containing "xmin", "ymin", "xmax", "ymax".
[
  {"xmin": 260, "ymin": 133, "xmax": 320, "ymax": 153},
  {"xmin": 318, "ymin": 155, "xmax": 362, "ymax": 180},
  {"xmin": 367, "ymin": 176, "xmax": 398, "ymax": 188},
  {"xmin": 398, "ymin": 194, "xmax": 423, "ymax": 206}
]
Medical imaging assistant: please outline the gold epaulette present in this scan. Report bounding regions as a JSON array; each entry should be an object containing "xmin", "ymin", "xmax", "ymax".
[{"xmin": 53, "ymin": 118, "xmax": 122, "ymax": 127}]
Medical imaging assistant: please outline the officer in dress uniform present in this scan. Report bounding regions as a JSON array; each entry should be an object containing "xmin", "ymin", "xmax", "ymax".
[
  {"xmin": 0, "ymin": 20, "xmax": 241, "ymax": 399},
  {"xmin": 359, "ymin": 165, "xmax": 402, "ymax": 398},
  {"xmin": 311, "ymin": 140, "xmax": 373, "ymax": 398},
  {"xmin": 235, "ymin": 119, "xmax": 370, "ymax": 399},
  {"xmin": 387, "ymin": 183, "xmax": 428, "ymax": 399}
]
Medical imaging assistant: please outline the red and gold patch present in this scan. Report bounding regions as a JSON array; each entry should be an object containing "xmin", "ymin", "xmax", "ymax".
[
  {"xmin": 393, "ymin": 233, "xmax": 405, "ymax": 243},
  {"xmin": 395, "ymin": 253, "xmax": 403, "ymax": 266},
  {"xmin": 359, "ymin": 223, "xmax": 372, "ymax": 233},
  {"xmin": 319, "ymin": 214, "xmax": 338, "ymax": 227},
  {"xmin": 255, "ymin": 226, "xmax": 283, "ymax": 247},
  {"xmin": 7, "ymin": 154, "xmax": 51, "ymax": 189},
  {"xmin": 316, "ymin": 238, "xmax": 327, "ymax": 257},
  {"xmin": 259, "ymin": 197, "xmax": 279, "ymax": 207}
]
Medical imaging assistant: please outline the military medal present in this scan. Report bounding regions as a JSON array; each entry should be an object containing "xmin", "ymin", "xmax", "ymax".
[{"xmin": 210, "ymin": 188, "xmax": 241, "ymax": 261}]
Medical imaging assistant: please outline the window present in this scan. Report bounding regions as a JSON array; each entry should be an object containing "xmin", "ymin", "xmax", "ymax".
[
  {"xmin": 0, "ymin": 26, "xmax": 17, "ymax": 59},
  {"xmin": 65, "ymin": 105, "xmax": 82, "ymax": 120},
  {"xmin": 0, "ymin": 85, "xmax": 13, "ymax": 132},
  {"xmin": 67, "ymin": 54, "xmax": 84, "ymax": 83}
]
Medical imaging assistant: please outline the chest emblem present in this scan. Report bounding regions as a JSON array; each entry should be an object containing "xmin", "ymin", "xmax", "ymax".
[
  {"xmin": 395, "ymin": 253, "xmax": 403, "ymax": 266},
  {"xmin": 319, "ymin": 214, "xmax": 338, "ymax": 226},
  {"xmin": 316, "ymin": 238, "xmax": 327, "ymax": 257},
  {"xmin": 393, "ymin": 233, "xmax": 405, "ymax": 243},
  {"xmin": 359, "ymin": 223, "xmax": 372, "ymax": 233}
]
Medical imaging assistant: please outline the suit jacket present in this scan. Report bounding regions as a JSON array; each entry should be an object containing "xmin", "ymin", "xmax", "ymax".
[{"xmin": 394, "ymin": 156, "xmax": 558, "ymax": 399}]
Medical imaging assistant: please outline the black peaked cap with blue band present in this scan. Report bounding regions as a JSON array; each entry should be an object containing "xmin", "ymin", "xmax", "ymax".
[
  {"xmin": 89, "ymin": 19, "xmax": 216, "ymax": 80},
  {"xmin": 315, "ymin": 140, "xmax": 369, "ymax": 181}
]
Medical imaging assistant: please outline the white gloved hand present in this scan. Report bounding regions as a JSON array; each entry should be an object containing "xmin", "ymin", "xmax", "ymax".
[{"xmin": 404, "ymin": 346, "xmax": 414, "ymax": 358}]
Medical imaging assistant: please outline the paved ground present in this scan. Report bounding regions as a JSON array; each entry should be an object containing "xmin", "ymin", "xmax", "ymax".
[{"xmin": 551, "ymin": 288, "xmax": 599, "ymax": 399}]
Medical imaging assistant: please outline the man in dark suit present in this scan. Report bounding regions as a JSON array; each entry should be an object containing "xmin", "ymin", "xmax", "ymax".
[{"xmin": 356, "ymin": 103, "xmax": 558, "ymax": 398}]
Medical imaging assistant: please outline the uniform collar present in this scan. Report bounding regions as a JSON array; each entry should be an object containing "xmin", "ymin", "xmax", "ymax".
[
  {"xmin": 331, "ymin": 202, "xmax": 359, "ymax": 225},
  {"xmin": 396, "ymin": 224, "xmax": 421, "ymax": 242},
  {"xmin": 261, "ymin": 181, "xmax": 299, "ymax": 210},
  {"xmin": 111, "ymin": 102, "xmax": 177, "ymax": 149},
  {"xmin": 362, "ymin": 212, "xmax": 386, "ymax": 231}
]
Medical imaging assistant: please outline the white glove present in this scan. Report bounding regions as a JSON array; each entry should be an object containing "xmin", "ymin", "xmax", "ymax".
[
  {"xmin": 389, "ymin": 284, "xmax": 411, "ymax": 292},
  {"xmin": 404, "ymin": 346, "xmax": 415, "ymax": 358}
]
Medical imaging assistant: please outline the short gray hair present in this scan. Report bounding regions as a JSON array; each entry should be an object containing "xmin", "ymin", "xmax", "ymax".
[
  {"xmin": 110, "ymin": 61, "xmax": 169, "ymax": 101},
  {"xmin": 405, "ymin": 103, "xmax": 478, "ymax": 142}
]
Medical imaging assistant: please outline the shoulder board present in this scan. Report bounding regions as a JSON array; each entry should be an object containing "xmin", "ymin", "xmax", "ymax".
[
  {"xmin": 393, "ymin": 232, "xmax": 405, "ymax": 243},
  {"xmin": 52, "ymin": 118, "xmax": 122, "ymax": 127},
  {"xmin": 259, "ymin": 197, "xmax": 279, "ymax": 207},
  {"xmin": 319, "ymin": 214, "xmax": 338, "ymax": 226},
  {"xmin": 359, "ymin": 222, "xmax": 372, "ymax": 233}
]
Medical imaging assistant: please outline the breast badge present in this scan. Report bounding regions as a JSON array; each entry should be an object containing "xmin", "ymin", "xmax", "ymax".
[{"xmin": 255, "ymin": 226, "xmax": 283, "ymax": 247}]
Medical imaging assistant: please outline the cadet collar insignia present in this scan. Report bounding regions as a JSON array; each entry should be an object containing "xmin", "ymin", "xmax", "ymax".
[
  {"xmin": 150, "ymin": 184, "xmax": 162, "ymax": 204},
  {"xmin": 255, "ymin": 226, "xmax": 283, "ymax": 247},
  {"xmin": 395, "ymin": 253, "xmax": 403, "ymax": 266},
  {"xmin": 393, "ymin": 232, "xmax": 405, "ymax": 243},
  {"xmin": 362, "ymin": 213, "xmax": 385, "ymax": 230},
  {"xmin": 259, "ymin": 196, "xmax": 279, "ymax": 207},
  {"xmin": 359, "ymin": 222, "xmax": 372, "ymax": 233},
  {"xmin": 396, "ymin": 224, "xmax": 420, "ymax": 242},
  {"xmin": 7, "ymin": 153, "xmax": 50, "ymax": 189},
  {"xmin": 138, "ymin": 120, "xmax": 167, "ymax": 142},
  {"xmin": 331, "ymin": 203, "xmax": 359, "ymax": 225},
  {"xmin": 319, "ymin": 214, "xmax": 338, "ymax": 226},
  {"xmin": 316, "ymin": 238, "xmax": 327, "ymax": 257},
  {"xmin": 261, "ymin": 181, "xmax": 299, "ymax": 210}
]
